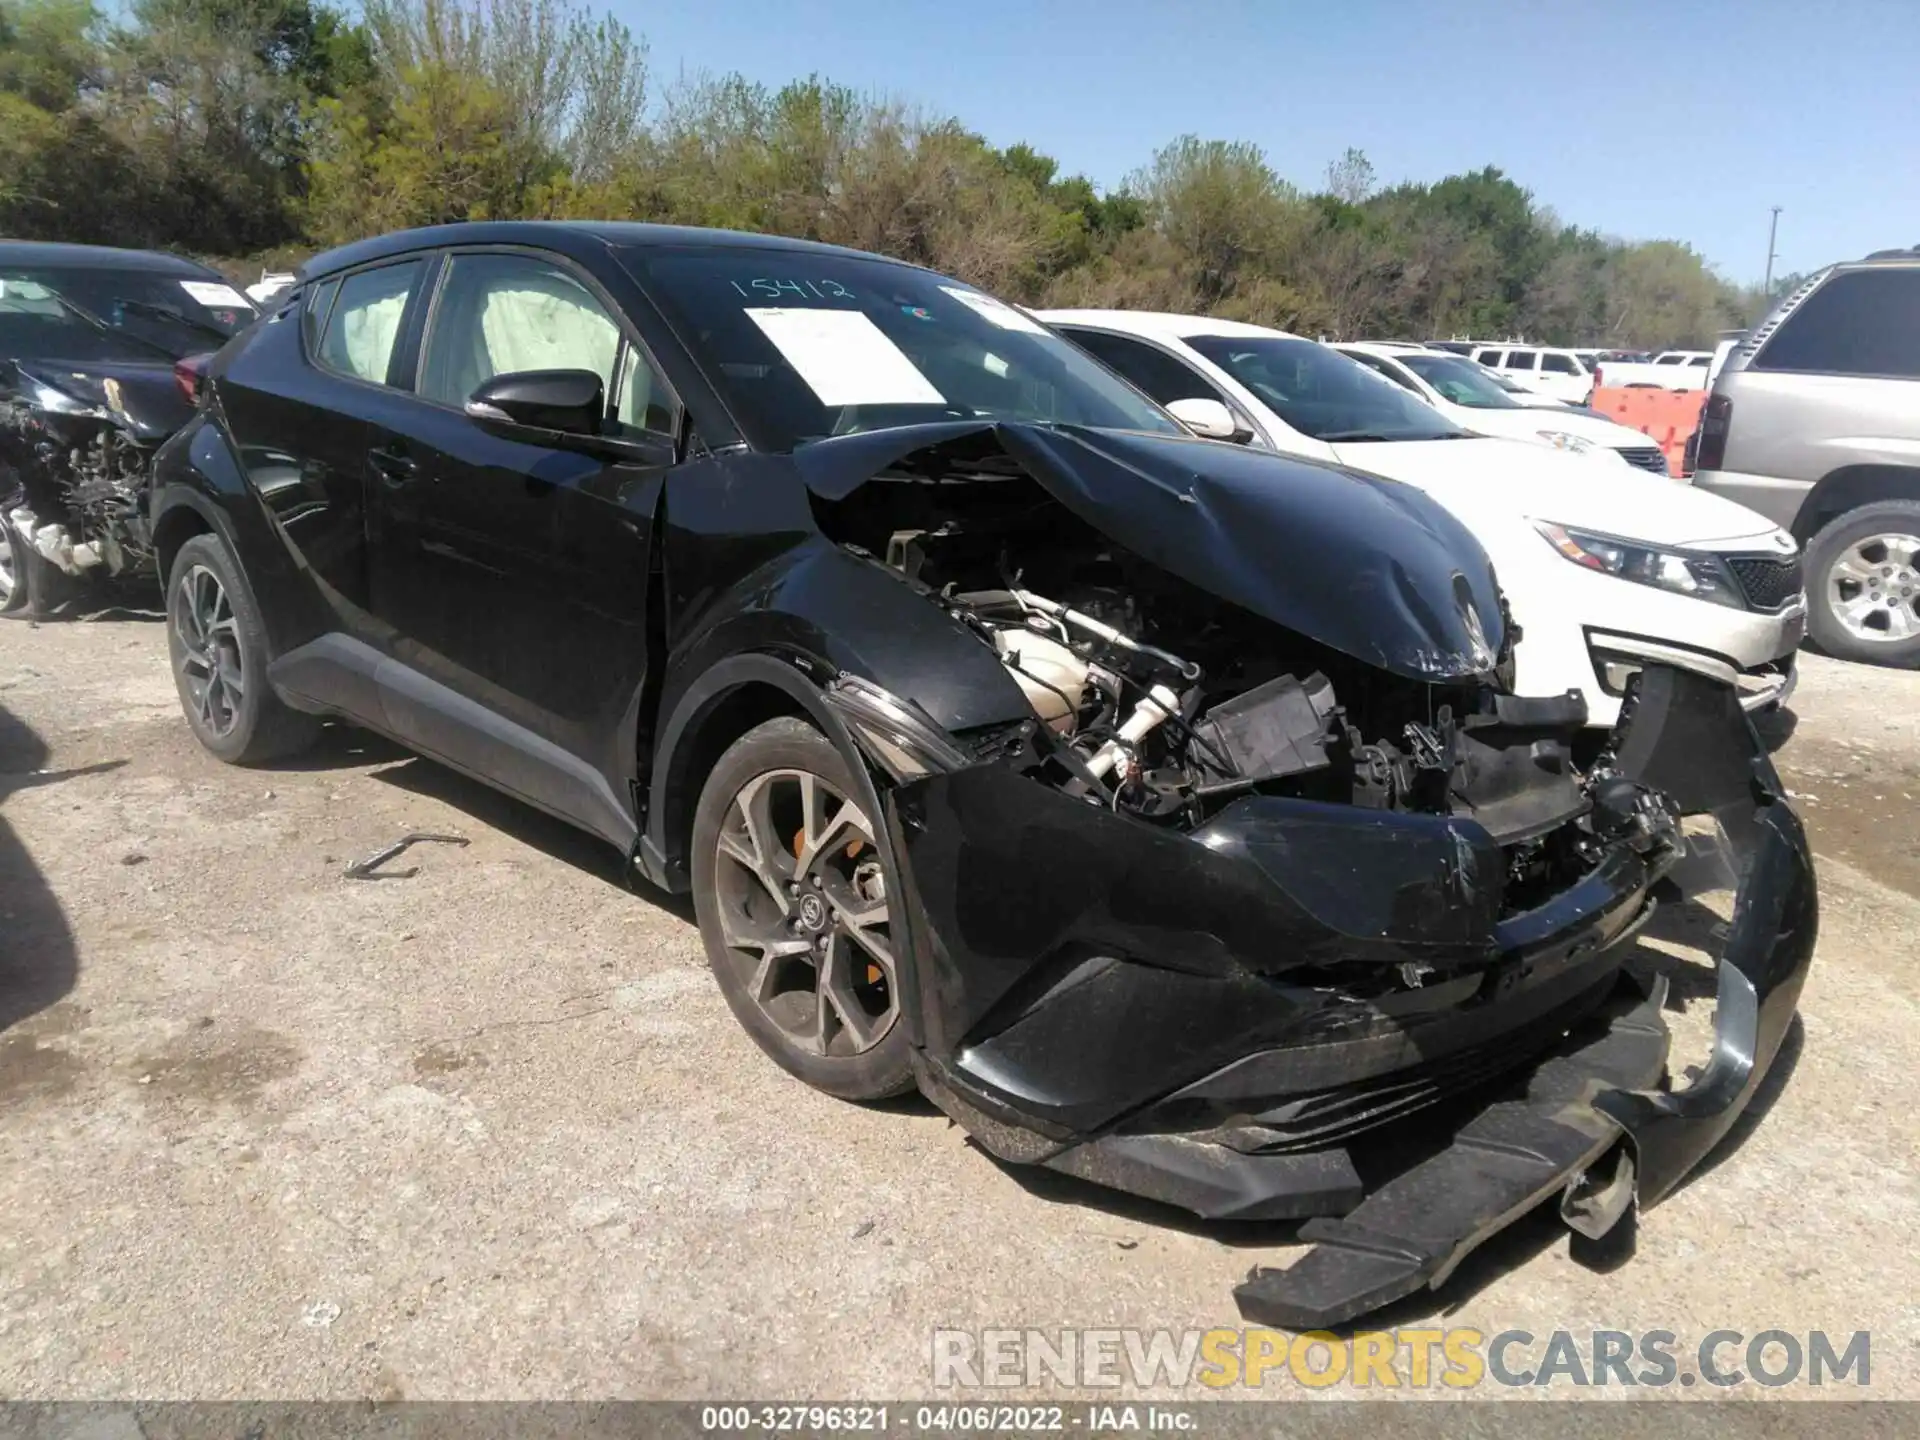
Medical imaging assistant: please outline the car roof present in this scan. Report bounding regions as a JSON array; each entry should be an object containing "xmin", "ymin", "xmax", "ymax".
[
  {"xmin": 300, "ymin": 221, "xmax": 918, "ymax": 281},
  {"xmin": 1339, "ymin": 341, "xmax": 1431, "ymax": 356},
  {"xmin": 0, "ymin": 240, "xmax": 222, "ymax": 276},
  {"xmin": 1036, "ymin": 308, "xmax": 1303, "ymax": 342}
]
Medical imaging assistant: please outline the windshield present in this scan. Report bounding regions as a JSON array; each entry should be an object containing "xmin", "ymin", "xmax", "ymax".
[
  {"xmin": 625, "ymin": 248, "xmax": 1183, "ymax": 451},
  {"xmin": 1184, "ymin": 335, "xmax": 1467, "ymax": 442},
  {"xmin": 0, "ymin": 267, "xmax": 255, "ymax": 364},
  {"xmin": 1399, "ymin": 353, "xmax": 1524, "ymax": 409}
]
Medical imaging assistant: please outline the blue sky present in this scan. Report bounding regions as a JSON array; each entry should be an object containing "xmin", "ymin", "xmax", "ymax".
[{"xmin": 623, "ymin": 0, "xmax": 1919, "ymax": 283}]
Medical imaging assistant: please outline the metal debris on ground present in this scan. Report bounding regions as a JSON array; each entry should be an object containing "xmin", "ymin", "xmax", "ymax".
[{"xmin": 343, "ymin": 832, "xmax": 470, "ymax": 881}]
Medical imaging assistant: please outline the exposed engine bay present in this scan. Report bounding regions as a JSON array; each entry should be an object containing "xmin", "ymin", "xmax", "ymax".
[
  {"xmin": 815, "ymin": 443, "xmax": 1674, "ymax": 919},
  {"xmin": 3, "ymin": 398, "xmax": 155, "ymax": 581},
  {"xmin": 792, "ymin": 422, "xmax": 1813, "ymax": 1330}
]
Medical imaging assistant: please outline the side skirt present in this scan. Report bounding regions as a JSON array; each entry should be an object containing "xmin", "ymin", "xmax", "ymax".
[{"xmin": 268, "ymin": 633, "xmax": 638, "ymax": 852}]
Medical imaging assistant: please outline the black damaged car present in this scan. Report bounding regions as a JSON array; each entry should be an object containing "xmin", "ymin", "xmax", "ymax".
[
  {"xmin": 149, "ymin": 223, "xmax": 1816, "ymax": 1326},
  {"xmin": 1, "ymin": 242, "xmax": 256, "ymax": 616}
]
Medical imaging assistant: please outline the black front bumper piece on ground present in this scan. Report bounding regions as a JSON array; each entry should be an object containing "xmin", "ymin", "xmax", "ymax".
[
  {"xmin": 1238, "ymin": 670, "xmax": 1817, "ymax": 1328},
  {"xmin": 866, "ymin": 665, "xmax": 1817, "ymax": 1329}
]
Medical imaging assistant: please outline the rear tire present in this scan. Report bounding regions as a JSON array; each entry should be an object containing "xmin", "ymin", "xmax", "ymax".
[
  {"xmin": 1805, "ymin": 502, "xmax": 1920, "ymax": 667},
  {"xmin": 165, "ymin": 533, "xmax": 320, "ymax": 764},
  {"xmin": 690, "ymin": 716, "xmax": 915, "ymax": 1102}
]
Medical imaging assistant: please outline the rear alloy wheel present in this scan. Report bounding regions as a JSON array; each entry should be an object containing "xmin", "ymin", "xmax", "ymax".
[
  {"xmin": 175, "ymin": 562, "xmax": 246, "ymax": 737},
  {"xmin": 690, "ymin": 716, "xmax": 914, "ymax": 1101},
  {"xmin": 165, "ymin": 533, "xmax": 320, "ymax": 764},
  {"xmin": 1806, "ymin": 502, "xmax": 1920, "ymax": 667}
]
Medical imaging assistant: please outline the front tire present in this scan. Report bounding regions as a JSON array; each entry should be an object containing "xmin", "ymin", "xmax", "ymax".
[
  {"xmin": 0, "ymin": 504, "xmax": 25, "ymax": 616},
  {"xmin": 165, "ymin": 533, "xmax": 320, "ymax": 764},
  {"xmin": 1805, "ymin": 502, "xmax": 1920, "ymax": 666},
  {"xmin": 690, "ymin": 716, "xmax": 915, "ymax": 1101}
]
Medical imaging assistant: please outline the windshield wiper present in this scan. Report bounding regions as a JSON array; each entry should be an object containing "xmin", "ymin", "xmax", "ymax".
[
  {"xmin": 114, "ymin": 297, "xmax": 233, "ymax": 346},
  {"xmin": 1321, "ymin": 428, "xmax": 1476, "ymax": 443}
]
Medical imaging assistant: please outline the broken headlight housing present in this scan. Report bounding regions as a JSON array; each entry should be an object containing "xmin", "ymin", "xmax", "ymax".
[{"xmin": 1535, "ymin": 521, "xmax": 1744, "ymax": 609}]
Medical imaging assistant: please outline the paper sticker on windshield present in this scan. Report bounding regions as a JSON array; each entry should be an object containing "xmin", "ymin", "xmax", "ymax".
[
  {"xmin": 179, "ymin": 280, "xmax": 251, "ymax": 309},
  {"xmin": 940, "ymin": 286, "xmax": 1047, "ymax": 334},
  {"xmin": 747, "ymin": 308, "xmax": 945, "ymax": 407}
]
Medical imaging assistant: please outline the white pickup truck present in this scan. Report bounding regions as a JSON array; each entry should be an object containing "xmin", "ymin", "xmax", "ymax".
[{"xmin": 1592, "ymin": 350, "xmax": 1713, "ymax": 391}]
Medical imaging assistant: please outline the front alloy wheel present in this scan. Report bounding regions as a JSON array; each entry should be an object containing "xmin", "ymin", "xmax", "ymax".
[
  {"xmin": 0, "ymin": 512, "xmax": 18, "ymax": 612},
  {"xmin": 689, "ymin": 715, "xmax": 915, "ymax": 1101},
  {"xmin": 712, "ymin": 767, "xmax": 898, "ymax": 1057}
]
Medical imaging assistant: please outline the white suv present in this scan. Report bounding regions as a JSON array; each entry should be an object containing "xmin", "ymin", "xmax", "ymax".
[
  {"xmin": 1471, "ymin": 344, "xmax": 1596, "ymax": 405},
  {"xmin": 1042, "ymin": 310, "xmax": 1806, "ymax": 726}
]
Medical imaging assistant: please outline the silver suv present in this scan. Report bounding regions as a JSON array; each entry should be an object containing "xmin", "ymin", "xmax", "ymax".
[{"xmin": 1694, "ymin": 249, "xmax": 1920, "ymax": 665}]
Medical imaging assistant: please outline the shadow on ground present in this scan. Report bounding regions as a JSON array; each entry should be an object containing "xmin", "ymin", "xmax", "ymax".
[
  {"xmin": 0, "ymin": 704, "xmax": 79, "ymax": 1053},
  {"xmin": 365, "ymin": 748, "xmax": 695, "ymax": 923}
]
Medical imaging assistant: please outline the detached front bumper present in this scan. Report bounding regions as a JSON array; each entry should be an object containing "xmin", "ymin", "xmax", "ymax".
[
  {"xmin": 861, "ymin": 665, "xmax": 1815, "ymax": 1328},
  {"xmin": 1236, "ymin": 765, "xmax": 1814, "ymax": 1327}
]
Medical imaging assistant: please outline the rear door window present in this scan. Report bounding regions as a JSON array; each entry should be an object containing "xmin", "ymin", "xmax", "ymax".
[
  {"xmin": 1756, "ymin": 269, "xmax": 1920, "ymax": 377},
  {"xmin": 317, "ymin": 261, "xmax": 425, "ymax": 385},
  {"xmin": 1062, "ymin": 328, "xmax": 1221, "ymax": 405},
  {"xmin": 1504, "ymin": 349, "xmax": 1539, "ymax": 371}
]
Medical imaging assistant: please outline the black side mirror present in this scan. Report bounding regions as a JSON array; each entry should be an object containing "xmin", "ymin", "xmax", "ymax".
[{"xmin": 465, "ymin": 369, "xmax": 605, "ymax": 438}]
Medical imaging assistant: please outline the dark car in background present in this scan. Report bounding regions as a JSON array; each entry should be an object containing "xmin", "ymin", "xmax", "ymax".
[
  {"xmin": 148, "ymin": 221, "xmax": 1814, "ymax": 1326},
  {"xmin": 0, "ymin": 242, "xmax": 255, "ymax": 616}
]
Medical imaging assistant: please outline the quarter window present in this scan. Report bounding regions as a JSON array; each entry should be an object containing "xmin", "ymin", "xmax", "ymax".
[
  {"xmin": 302, "ymin": 278, "xmax": 339, "ymax": 355},
  {"xmin": 1755, "ymin": 270, "xmax": 1920, "ymax": 377},
  {"xmin": 317, "ymin": 261, "xmax": 423, "ymax": 385},
  {"xmin": 421, "ymin": 252, "xmax": 673, "ymax": 435}
]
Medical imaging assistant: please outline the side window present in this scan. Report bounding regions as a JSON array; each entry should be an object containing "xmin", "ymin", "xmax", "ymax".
[
  {"xmin": 1756, "ymin": 270, "xmax": 1920, "ymax": 377},
  {"xmin": 1348, "ymin": 353, "xmax": 1422, "ymax": 393},
  {"xmin": 421, "ymin": 251, "xmax": 674, "ymax": 436},
  {"xmin": 1504, "ymin": 349, "xmax": 1539, "ymax": 371},
  {"xmin": 302, "ymin": 278, "xmax": 339, "ymax": 355},
  {"xmin": 317, "ymin": 262, "xmax": 423, "ymax": 385},
  {"xmin": 1473, "ymin": 348, "xmax": 1504, "ymax": 367},
  {"xmin": 1065, "ymin": 329, "xmax": 1222, "ymax": 406},
  {"xmin": 1541, "ymin": 352, "xmax": 1578, "ymax": 374},
  {"xmin": 1687, "ymin": 355, "xmax": 1710, "ymax": 367}
]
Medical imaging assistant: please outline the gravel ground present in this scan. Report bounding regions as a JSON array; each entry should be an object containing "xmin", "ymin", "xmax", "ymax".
[{"xmin": 0, "ymin": 611, "xmax": 1916, "ymax": 1403}]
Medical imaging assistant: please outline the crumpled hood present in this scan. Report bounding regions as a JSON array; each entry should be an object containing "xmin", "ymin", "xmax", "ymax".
[
  {"xmin": 795, "ymin": 421, "xmax": 1506, "ymax": 682},
  {"xmin": 12, "ymin": 356, "xmax": 189, "ymax": 441},
  {"xmin": 1331, "ymin": 435, "xmax": 1783, "ymax": 548}
]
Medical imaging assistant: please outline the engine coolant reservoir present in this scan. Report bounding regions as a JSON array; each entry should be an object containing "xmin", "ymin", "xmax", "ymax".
[{"xmin": 993, "ymin": 625, "xmax": 1090, "ymax": 734}]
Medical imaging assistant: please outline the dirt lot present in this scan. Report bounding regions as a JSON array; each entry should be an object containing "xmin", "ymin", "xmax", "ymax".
[{"xmin": 1, "ymin": 609, "xmax": 1917, "ymax": 1402}]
